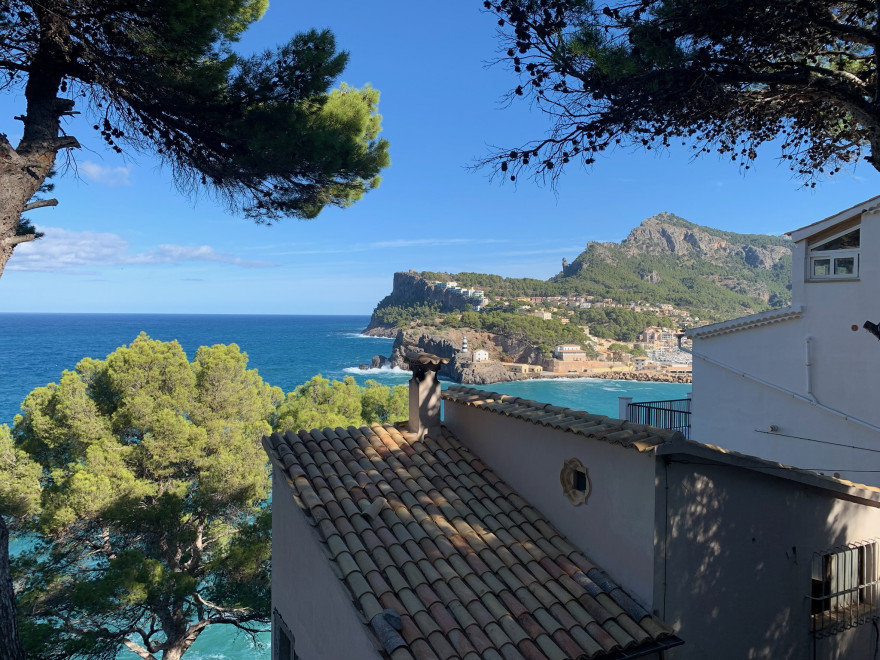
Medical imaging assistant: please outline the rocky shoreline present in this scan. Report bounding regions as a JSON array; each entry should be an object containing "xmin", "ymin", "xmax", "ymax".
[{"xmin": 360, "ymin": 326, "xmax": 692, "ymax": 386}]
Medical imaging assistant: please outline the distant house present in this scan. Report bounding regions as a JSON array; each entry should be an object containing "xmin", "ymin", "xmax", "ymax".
[
  {"xmin": 553, "ymin": 344, "xmax": 586, "ymax": 361},
  {"xmin": 686, "ymin": 195, "xmax": 880, "ymax": 486},
  {"xmin": 633, "ymin": 356, "xmax": 648, "ymax": 370},
  {"xmin": 531, "ymin": 311, "xmax": 553, "ymax": 320},
  {"xmin": 473, "ymin": 348, "xmax": 489, "ymax": 362},
  {"xmin": 504, "ymin": 362, "xmax": 543, "ymax": 374}
]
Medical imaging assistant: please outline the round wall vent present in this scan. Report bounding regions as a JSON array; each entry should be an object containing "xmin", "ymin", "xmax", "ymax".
[{"xmin": 560, "ymin": 457, "xmax": 591, "ymax": 506}]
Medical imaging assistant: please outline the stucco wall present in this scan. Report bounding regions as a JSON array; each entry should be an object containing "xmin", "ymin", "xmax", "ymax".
[
  {"xmin": 271, "ymin": 467, "xmax": 379, "ymax": 660},
  {"xmin": 658, "ymin": 452, "xmax": 880, "ymax": 660},
  {"xmin": 444, "ymin": 402, "xmax": 658, "ymax": 608},
  {"xmin": 691, "ymin": 209, "xmax": 880, "ymax": 485}
]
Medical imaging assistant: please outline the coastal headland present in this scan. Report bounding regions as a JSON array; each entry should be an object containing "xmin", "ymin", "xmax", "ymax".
[
  {"xmin": 361, "ymin": 214, "xmax": 794, "ymax": 386},
  {"xmin": 361, "ymin": 326, "xmax": 692, "ymax": 385}
]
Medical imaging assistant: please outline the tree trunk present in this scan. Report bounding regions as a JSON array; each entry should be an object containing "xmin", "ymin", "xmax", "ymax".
[
  {"xmin": 160, "ymin": 619, "xmax": 211, "ymax": 660},
  {"xmin": 0, "ymin": 515, "xmax": 26, "ymax": 660},
  {"xmin": 0, "ymin": 133, "xmax": 62, "ymax": 280}
]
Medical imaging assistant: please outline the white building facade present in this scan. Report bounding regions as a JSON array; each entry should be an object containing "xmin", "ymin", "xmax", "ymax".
[{"xmin": 687, "ymin": 196, "xmax": 880, "ymax": 485}]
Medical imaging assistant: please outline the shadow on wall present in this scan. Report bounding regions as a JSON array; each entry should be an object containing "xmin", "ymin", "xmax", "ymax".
[{"xmin": 661, "ymin": 455, "xmax": 880, "ymax": 660}]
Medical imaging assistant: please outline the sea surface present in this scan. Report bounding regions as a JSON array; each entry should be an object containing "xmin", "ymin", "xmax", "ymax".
[{"xmin": 0, "ymin": 313, "xmax": 690, "ymax": 659}]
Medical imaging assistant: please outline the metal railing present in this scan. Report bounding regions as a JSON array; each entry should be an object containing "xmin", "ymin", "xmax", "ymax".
[
  {"xmin": 626, "ymin": 398, "xmax": 691, "ymax": 438},
  {"xmin": 810, "ymin": 539, "xmax": 880, "ymax": 638}
]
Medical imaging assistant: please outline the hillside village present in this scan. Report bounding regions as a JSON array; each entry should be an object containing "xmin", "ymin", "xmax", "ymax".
[{"xmin": 420, "ymin": 279, "xmax": 693, "ymax": 380}]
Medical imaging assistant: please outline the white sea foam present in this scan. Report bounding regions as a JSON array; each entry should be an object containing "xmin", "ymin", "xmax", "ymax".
[
  {"xmin": 341, "ymin": 332, "xmax": 394, "ymax": 340},
  {"xmin": 343, "ymin": 366, "xmax": 410, "ymax": 376}
]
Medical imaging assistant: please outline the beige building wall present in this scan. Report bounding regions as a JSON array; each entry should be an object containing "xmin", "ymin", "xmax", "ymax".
[
  {"xmin": 444, "ymin": 401, "xmax": 659, "ymax": 608},
  {"xmin": 657, "ymin": 445, "xmax": 880, "ymax": 660},
  {"xmin": 271, "ymin": 468, "xmax": 380, "ymax": 660}
]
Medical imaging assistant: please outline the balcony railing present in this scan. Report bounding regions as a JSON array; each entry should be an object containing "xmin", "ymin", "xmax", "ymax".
[{"xmin": 626, "ymin": 398, "xmax": 691, "ymax": 439}]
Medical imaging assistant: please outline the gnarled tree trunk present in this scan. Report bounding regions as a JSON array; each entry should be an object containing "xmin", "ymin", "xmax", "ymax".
[{"xmin": 0, "ymin": 515, "xmax": 25, "ymax": 660}]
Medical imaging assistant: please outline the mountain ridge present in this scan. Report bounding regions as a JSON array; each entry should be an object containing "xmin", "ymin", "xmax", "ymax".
[{"xmin": 366, "ymin": 212, "xmax": 793, "ymax": 341}]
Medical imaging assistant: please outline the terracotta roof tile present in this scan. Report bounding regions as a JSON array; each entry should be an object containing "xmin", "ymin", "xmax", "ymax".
[
  {"xmin": 498, "ymin": 642, "xmax": 527, "ymax": 660},
  {"xmin": 264, "ymin": 423, "xmax": 676, "ymax": 659}
]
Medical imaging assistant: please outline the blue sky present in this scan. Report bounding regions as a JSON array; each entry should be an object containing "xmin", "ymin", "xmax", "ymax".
[{"xmin": 1, "ymin": 0, "xmax": 879, "ymax": 314}]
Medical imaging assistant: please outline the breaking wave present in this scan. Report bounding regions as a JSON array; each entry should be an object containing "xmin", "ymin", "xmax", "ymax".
[{"xmin": 343, "ymin": 365, "xmax": 410, "ymax": 376}]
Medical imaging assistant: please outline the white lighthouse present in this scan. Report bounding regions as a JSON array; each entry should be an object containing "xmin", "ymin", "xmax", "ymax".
[{"xmin": 461, "ymin": 335, "xmax": 468, "ymax": 353}]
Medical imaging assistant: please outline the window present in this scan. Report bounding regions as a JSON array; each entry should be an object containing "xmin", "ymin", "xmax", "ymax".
[
  {"xmin": 808, "ymin": 227, "xmax": 860, "ymax": 280},
  {"xmin": 273, "ymin": 609, "xmax": 297, "ymax": 660},
  {"xmin": 560, "ymin": 457, "xmax": 591, "ymax": 506},
  {"xmin": 810, "ymin": 540, "xmax": 879, "ymax": 637}
]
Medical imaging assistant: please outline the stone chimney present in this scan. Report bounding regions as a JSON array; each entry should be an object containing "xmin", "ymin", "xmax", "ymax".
[{"xmin": 404, "ymin": 352, "xmax": 450, "ymax": 440}]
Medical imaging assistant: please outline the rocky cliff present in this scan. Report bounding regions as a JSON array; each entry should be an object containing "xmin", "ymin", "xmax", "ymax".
[
  {"xmin": 368, "ymin": 329, "xmax": 525, "ymax": 385},
  {"xmin": 620, "ymin": 212, "xmax": 790, "ymax": 269},
  {"xmin": 364, "ymin": 272, "xmax": 475, "ymax": 333},
  {"xmin": 557, "ymin": 212, "xmax": 792, "ymax": 314}
]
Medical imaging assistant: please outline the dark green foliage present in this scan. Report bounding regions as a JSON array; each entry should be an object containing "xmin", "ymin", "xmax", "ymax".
[
  {"xmin": 482, "ymin": 0, "xmax": 880, "ymax": 181},
  {"xmin": 0, "ymin": 0, "xmax": 391, "ymax": 280},
  {"xmin": 573, "ymin": 308, "xmax": 676, "ymax": 341},
  {"xmin": 275, "ymin": 376, "xmax": 407, "ymax": 433},
  {"xmin": 10, "ymin": 334, "xmax": 282, "ymax": 659},
  {"xmin": 371, "ymin": 303, "xmax": 443, "ymax": 328},
  {"xmin": 443, "ymin": 310, "xmax": 585, "ymax": 348}
]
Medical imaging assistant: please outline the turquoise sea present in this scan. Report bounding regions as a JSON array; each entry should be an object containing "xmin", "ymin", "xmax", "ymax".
[{"xmin": 0, "ymin": 314, "xmax": 690, "ymax": 658}]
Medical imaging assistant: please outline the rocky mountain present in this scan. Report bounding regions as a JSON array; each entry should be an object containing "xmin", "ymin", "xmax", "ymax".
[
  {"xmin": 557, "ymin": 213, "xmax": 792, "ymax": 319},
  {"xmin": 619, "ymin": 213, "xmax": 790, "ymax": 267}
]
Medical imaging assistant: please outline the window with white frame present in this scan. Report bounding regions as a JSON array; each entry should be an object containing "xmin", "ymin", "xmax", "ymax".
[
  {"xmin": 810, "ymin": 539, "xmax": 879, "ymax": 637},
  {"xmin": 808, "ymin": 227, "xmax": 860, "ymax": 280}
]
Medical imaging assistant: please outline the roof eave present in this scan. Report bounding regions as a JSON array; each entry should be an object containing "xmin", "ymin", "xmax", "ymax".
[{"xmin": 788, "ymin": 195, "xmax": 880, "ymax": 242}]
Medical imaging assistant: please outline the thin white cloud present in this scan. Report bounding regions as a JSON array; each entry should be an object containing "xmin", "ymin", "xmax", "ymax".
[
  {"xmin": 270, "ymin": 237, "xmax": 508, "ymax": 256},
  {"xmin": 79, "ymin": 161, "xmax": 132, "ymax": 186},
  {"xmin": 7, "ymin": 227, "xmax": 275, "ymax": 272}
]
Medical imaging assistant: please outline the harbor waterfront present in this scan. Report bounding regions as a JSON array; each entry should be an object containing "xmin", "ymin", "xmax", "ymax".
[{"xmin": 0, "ymin": 313, "xmax": 690, "ymax": 660}]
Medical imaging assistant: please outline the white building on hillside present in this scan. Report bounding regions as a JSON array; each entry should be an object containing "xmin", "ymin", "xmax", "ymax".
[
  {"xmin": 553, "ymin": 344, "xmax": 586, "ymax": 361},
  {"xmin": 473, "ymin": 348, "xmax": 489, "ymax": 362},
  {"xmin": 686, "ymin": 196, "xmax": 880, "ymax": 485}
]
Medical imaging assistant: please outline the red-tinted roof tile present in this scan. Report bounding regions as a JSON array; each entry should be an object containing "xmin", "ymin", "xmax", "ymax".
[{"xmin": 264, "ymin": 418, "xmax": 676, "ymax": 660}]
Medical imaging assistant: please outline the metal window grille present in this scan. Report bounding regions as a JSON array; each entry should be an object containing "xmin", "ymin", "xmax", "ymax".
[
  {"xmin": 810, "ymin": 539, "xmax": 880, "ymax": 637},
  {"xmin": 626, "ymin": 399, "xmax": 691, "ymax": 439}
]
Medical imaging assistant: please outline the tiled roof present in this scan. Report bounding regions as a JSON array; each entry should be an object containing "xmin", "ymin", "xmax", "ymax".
[
  {"xmin": 264, "ymin": 422, "xmax": 680, "ymax": 660},
  {"xmin": 684, "ymin": 306, "xmax": 803, "ymax": 340},
  {"xmin": 441, "ymin": 386, "xmax": 683, "ymax": 452}
]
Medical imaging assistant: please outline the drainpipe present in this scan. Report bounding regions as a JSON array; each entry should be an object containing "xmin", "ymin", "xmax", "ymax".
[{"xmin": 805, "ymin": 336, "xmax": 816, "ymax": 402}]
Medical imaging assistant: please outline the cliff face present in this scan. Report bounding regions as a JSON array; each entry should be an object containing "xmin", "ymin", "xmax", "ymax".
[
  {"xmin": 364, "ymin": 272, "xmax": 473, "ymax": 332},
  {"xmin": 557, "ymin": 212, "xmax": 792, "ymax": 314},
  {"xmin": 371, "ymin": 329, "xmax": 524, "ymax": 385},
  {"xmin": 620, "ymin": 213, "xmax": 790, "ymax": 269}
]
